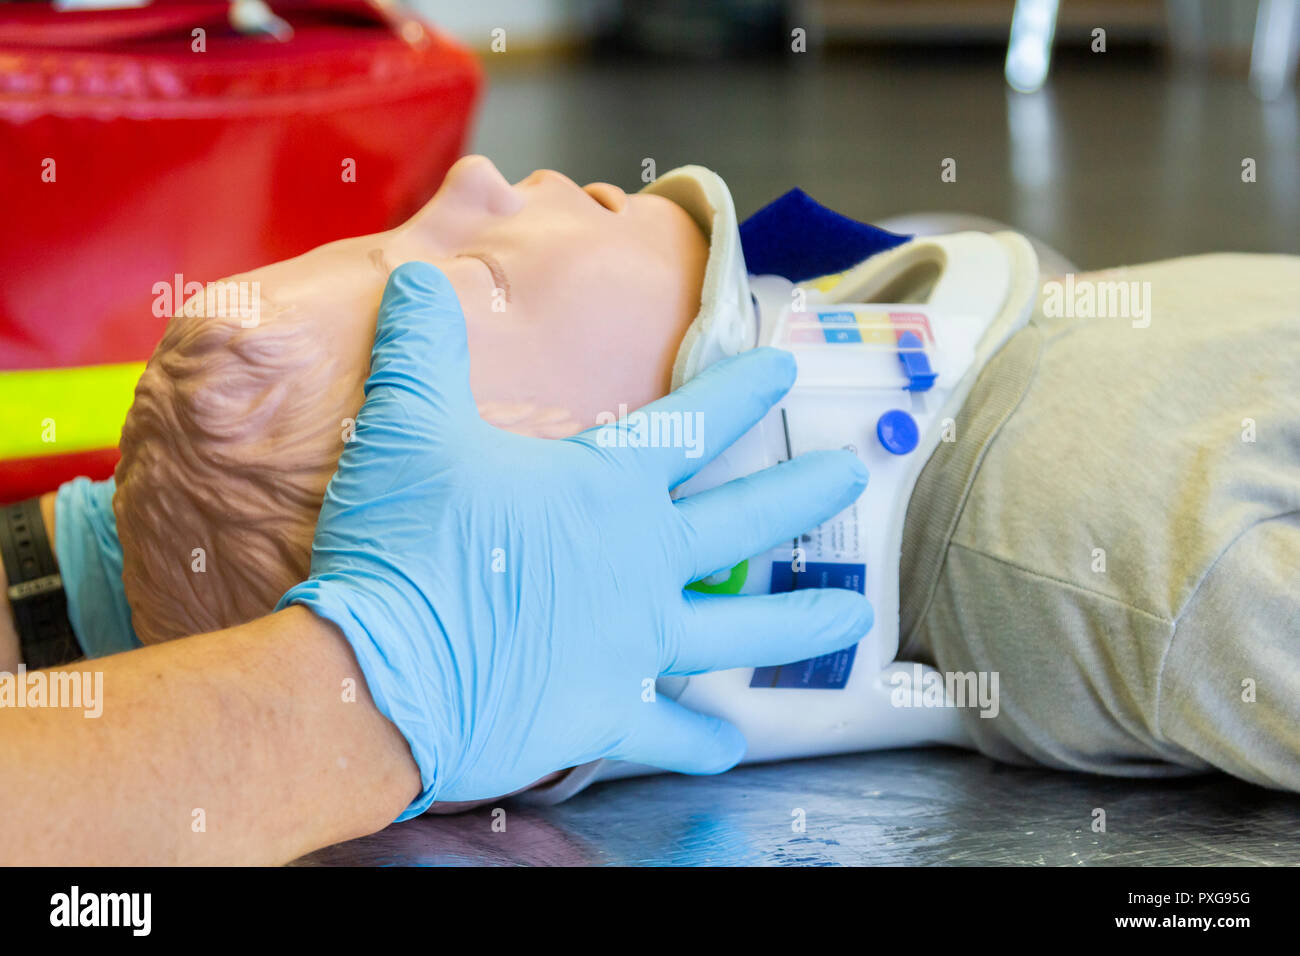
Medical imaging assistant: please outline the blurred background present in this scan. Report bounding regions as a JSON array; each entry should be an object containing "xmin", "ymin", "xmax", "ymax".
[
  {"xmin": 433, "ymin": 0, "xmax": 1298, "ymax": 269},
  {"xmin": 1, "ymin": 0, "xmax": 1296, "ymax": 500}
]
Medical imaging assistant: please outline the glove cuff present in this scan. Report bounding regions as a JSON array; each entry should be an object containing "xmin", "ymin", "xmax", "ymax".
[{"xmin": 277, "ymin": 578, "xmax": 441, "ymax": 820}]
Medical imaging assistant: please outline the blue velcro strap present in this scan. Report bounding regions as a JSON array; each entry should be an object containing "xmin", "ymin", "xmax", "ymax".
[{"xmin": 739, "ymin": 188, "xmax": 911, "ymax": 283}]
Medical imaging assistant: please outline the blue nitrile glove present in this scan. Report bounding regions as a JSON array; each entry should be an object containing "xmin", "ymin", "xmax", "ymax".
[
  {"xmin": 53, "ymin": 477, "xmax": 140, "ymax": 658},
  {"xmin": 278, "ymin": 262, "xmax": 873, "ymax": 818}
]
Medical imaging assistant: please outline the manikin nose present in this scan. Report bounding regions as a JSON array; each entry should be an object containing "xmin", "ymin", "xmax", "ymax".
[{"xmin": 442, "ymin": 154, "xmax": 522, "ymax": 216}]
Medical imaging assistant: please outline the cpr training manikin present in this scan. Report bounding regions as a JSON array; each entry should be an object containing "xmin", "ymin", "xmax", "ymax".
[{"xmin": 73, "ymin": 155, "xmax": 1300, "ymax": 808}]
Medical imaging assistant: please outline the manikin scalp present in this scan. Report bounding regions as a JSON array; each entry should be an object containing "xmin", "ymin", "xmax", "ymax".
[
  {"xmin": 114, "ymin": 288, "xmax": 597, "ymax": 644},
  {"xmin": 115, "ymin": 292, "xmax": 364, "ymax": 644}
]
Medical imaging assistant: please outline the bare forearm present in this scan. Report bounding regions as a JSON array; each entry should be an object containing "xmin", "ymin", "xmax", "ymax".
[{"xmin": 0, "ymin": 606, "xmax": 420, "ymax": 865}]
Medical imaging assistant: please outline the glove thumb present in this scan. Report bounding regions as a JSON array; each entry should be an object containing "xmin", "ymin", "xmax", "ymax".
[{"xmin": 365, "ymin": 261, "xmax": 479, "ymax": 439}]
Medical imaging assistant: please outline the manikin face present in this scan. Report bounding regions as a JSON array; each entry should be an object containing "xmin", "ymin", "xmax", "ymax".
[
  {"xmin": 121, "ymin": 157, "xmax": 710, "ymax": 807},
  {"xmin": 236, "ymin": 155, "xmax": 709, "ymax": 435}
]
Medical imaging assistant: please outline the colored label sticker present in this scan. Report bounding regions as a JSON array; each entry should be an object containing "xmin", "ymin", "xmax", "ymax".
[
  {"xmin": 750, "ymin": 560, "xmax": 865, "ymax": 689},
  {"xmin": 890, "ymin": 310, "xmax": 935, "ymax": 345},
  {"xmin": 817, "ymin": 311, "xmax": 861, "ymax": 343},
  {"xmin": 854, "ymin": 312, "xmax": 897, "ymax": 345},
  {"xmin": 823, "ymin": 327, "xmax": 862, "ymax": 344},
  {"xmin": 787, "ymin": 327, "xmax": 826, "ymax": 344}
]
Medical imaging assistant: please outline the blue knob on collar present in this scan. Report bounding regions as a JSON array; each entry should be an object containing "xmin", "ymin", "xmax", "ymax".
[{"xmin": 877, "ymin": 409, "xmax": 920, "ymax": 455}]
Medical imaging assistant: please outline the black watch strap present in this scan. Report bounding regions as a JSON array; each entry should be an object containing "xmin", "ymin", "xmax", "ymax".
[{"xmin": 1, "ymin": 496, "xmax": 81, "ymax": 669}]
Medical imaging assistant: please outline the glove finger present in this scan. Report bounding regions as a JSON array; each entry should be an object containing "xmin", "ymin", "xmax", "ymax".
[
  {"xmin": 363, "ymin": 261, "xmax": 479, "ymax": 443},
  {"xmin": 609, "ymin": 696, "xmax": 746, "ymax": 774},
  {"xmin": 593, "ymin": 347, "xmax": 795, "ymax": 489},
  {"xmin": 674, "ymin": 449, "xmax": 868, "ymax": 584},
  {"xmin": 661, "ymin": 588, "xmax": 874, "ymax": 676}
]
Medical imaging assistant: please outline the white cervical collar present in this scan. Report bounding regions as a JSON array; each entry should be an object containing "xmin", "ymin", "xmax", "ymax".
[
  {"xmin": 643, "ymin": 164, "xmax": 1038, "ymax": 396},
  {"xmin": 640, "ymin": 166, "xmax": 757, "ymax": 388},
  {"xmin": 519, "ymin": 170, "xmax": 1042, "ymax": 805},
  {"xmin": 651, "ymin": 165, "xmax": 1041, "ymax": 747}
]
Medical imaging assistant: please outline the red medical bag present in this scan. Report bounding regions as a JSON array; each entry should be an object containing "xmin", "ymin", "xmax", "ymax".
[{"xmin": 0, "ymin": 0, "xmax": 482, "ymax": 500}]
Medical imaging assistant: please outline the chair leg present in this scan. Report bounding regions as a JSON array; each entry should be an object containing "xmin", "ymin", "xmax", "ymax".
[
  {"xmin": 1006, "ymin": 0, "xmax": 1062, "ymax": 93},
  {"xmin": 1250, "ymin": 0, "xmax": 1300, "ymax": 100}
]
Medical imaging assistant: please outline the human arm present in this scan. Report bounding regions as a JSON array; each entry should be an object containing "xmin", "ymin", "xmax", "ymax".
[
  {"xmin": 0, "ymin": 606, "xmax": 419, "ymax": 865},
  {"xmin": 0, "ymin": 492, "xmax": 415, "ymax": 863},
  {"xmin": 285, "ymin": 261, "xmax": 874, "ymax": 810},
  {"xmin": 2, "ymin": 261, "xmax": 873, "ymax": 860}
]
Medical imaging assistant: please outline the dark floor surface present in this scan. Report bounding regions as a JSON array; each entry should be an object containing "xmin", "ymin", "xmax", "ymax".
[
  {"xmin": 470, "ymin": 49, "xmax": 1298, "ymax": 269},
  {"xmin": 301, "ymin": 49, "xmax": 1297, "ymax": 867}
]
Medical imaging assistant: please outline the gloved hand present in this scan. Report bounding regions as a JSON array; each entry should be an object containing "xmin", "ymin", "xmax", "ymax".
[{"xmin": 279, "ymin": 262, "xmax": 873, "ymax": 817}]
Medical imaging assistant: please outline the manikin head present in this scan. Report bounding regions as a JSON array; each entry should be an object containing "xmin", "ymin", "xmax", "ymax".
[{"xmin": 114, "ymin": 155, "xmax": 715, "ymax": 644}]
